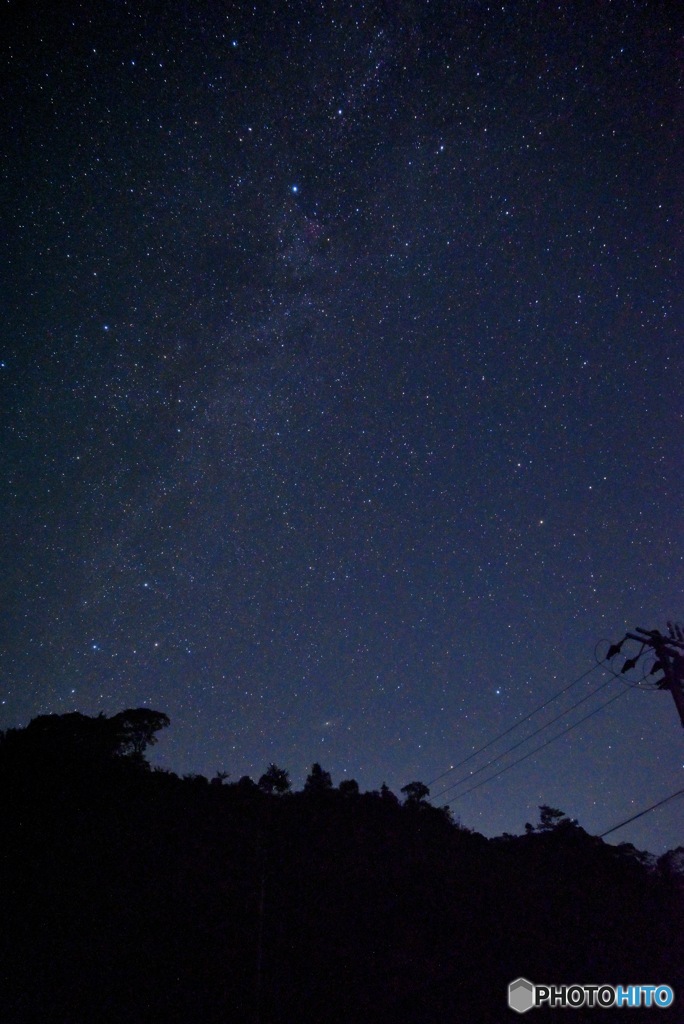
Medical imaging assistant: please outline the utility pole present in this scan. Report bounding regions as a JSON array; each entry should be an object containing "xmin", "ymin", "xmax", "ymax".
[{"xmin": 607, "ymin": 622, "xmax": 684, "ymax": 728}]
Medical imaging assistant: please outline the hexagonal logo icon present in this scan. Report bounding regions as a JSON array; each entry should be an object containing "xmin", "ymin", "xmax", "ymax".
[{"xmin": 508, "ymin": 977, "xmax": 535, "ymax": 1013}]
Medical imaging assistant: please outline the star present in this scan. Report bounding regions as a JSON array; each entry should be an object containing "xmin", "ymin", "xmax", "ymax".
[{"xmin": 2, "ymin": 0, "xmax": 679, "ymax": 855}]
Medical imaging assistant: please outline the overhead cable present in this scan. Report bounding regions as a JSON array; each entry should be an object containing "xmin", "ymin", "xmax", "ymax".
[
  {"xmin": 434, "ymin": 686, "xmax": 629, "ymax": 802},
  {"xmin": 430, "ymin": 674, "xmax": 615, "ymax": 798},
  {"xmin": 599, "ymin": 787, "xmax": 684, "ymax": 838},
  {"xmin": 426, "ymin": 659, "xmax": 605, "ymax": 788}
]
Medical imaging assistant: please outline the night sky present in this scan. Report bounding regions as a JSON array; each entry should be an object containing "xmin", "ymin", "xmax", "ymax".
[{"xmin": 3, "ymin": 1, "xmax": 682, "ymax": 853}]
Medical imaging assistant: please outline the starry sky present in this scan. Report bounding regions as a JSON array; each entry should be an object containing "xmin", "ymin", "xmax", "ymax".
[{"xmin": 2, "ymin": 0, "xmax": 682, "ymax": 852}]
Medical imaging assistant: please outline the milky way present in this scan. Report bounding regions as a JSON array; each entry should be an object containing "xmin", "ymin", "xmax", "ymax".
[{"xmin": 2, "ymin": 0, "xmax": 682, "ymax": 851}]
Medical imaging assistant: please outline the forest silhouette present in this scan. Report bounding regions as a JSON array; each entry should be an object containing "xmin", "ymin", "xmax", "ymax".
[{"xmin": 0, "ymin": 710, "xmax": 681, "ymax": 1023}]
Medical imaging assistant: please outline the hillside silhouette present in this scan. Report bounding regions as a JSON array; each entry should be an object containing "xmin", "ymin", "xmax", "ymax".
[{"xmin": 0, "ymin": 710, "xmax": 681, "ymax": 1023}]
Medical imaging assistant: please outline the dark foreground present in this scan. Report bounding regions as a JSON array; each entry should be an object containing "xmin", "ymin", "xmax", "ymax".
[{"xmin": 1, "ymin": 711, "xmax": 681, "ymax": 1023}]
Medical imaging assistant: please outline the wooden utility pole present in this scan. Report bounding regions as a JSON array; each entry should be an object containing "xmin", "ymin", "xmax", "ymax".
[{"xmin": 608, "ymin": 622, "xmax": 684, "ymax": 728}]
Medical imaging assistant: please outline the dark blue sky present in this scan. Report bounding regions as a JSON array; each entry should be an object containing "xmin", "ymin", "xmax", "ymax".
[{"xmin": 2, "ymin": 0, "xmax": 682, "ymax": 852}]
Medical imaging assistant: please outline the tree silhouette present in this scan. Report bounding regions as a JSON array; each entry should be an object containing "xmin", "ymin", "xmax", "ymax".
[
  {"xmin": 258, "ymin": 763, "xmax": 291, "ymax": 794},
  {"xmin": 304, "ymin": 762, "xmax": 333, "ymax": 794},
  {"xmin": 109, "ymin": 709, "xmax": 170, "ymax": 759},
  {"xmin": 380, "ymin": 782, "xmax": 399, "ymax": 805},
  {"xmin": 0, "ymin": 709, "xmax": 169, "ymax": 771},
  {"xmin": 400, "ymin": 780, "xmax": 430, "ymax": 806},
  {"xmin": 525, "ymin": 804, "xmax": 577, "ymax": 833}
]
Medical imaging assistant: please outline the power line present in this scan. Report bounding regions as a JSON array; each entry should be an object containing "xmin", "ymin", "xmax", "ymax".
[
  {"xmin": 426, "ymin": 659, "xmax": 605, "ymax": 789},
  {"xmin": 599, "ymin": 787, "xmax": 684, "ymax": 838},
  {"xmin": 430, "ymin": 674, "xmax": 615, "ymax": 798},
  {"xmin": 434, "ymin": 686, "xmax": 629, "ymax": 802}
]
